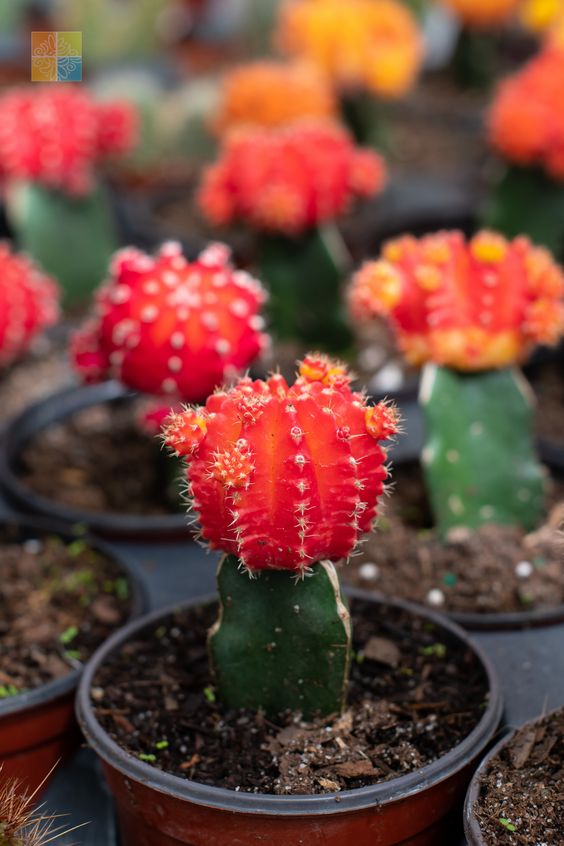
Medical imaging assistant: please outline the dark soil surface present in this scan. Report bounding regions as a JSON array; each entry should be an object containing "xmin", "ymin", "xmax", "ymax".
[
  {"xmin": 0, "ymin": 530, "xmax": 131, "ymax": 698},
  {"xmin": 91, "ymin": 599, "xmax": 489, "ymax": 795},
  {"xmin": 19, "ymin": 401, "xmax": 184, "ymax": 516},
  {"xmin": 473, "ymin": 707, "xmax": 564, "ymax": 844},
  {"xmin": 345, "ymin": 464, "xmax": 564, "ymax": 617}
]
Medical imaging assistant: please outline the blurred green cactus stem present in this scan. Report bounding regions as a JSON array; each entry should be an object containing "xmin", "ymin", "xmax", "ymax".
[
  {"xmin": 484, "ymin": 165, "xmax": 564, "ymax": 257},
  {"xmin": 6, "ymin": 180, "xmax": 119, "ymax": 308},
  {"xmin": 209, "ymin": 555, "xmax": 351, "ymax": 719},
  {"xmin": 420, "ymin": 364, "xmax": 546, "ymax": 537},
  {"xmin": 258, "ymin": 223, "xmax": 354, "ymax": 355}
]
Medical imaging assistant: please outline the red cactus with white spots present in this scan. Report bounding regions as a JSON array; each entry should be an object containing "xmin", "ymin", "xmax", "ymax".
[
  {"xmin": 0, "ymin": 243, "xmax": 59, "ymax": 368},
  {"xmin": 164, "ymin": 355, "xmax": 398, "ymax": 572},
  {"xmin": 71, "ymin": 242, "xmax": 268, "ymax": 403},
  {"xmin": 198, "ymin": 120, "xmax": 387, "ymax": 235},
  {"xmin": 0, "ymin": 86, "xmax": 137, "ymax": 196}
]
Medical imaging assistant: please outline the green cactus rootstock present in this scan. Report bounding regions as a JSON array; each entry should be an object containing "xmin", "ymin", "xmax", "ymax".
[
  {"xmin": 208, "ymin": 555, "xmax": 351, "ymax": 719},
  {"xmin": 8, "ymin": 180, "xmax": 119, "ymax": 308},
  {"xmin": 258, "ymin": 223, "xmax": 354, "ymax": 354},
  {"xmin": 420, "ymin": 364, "xmax": 546, "ymax": 537}
]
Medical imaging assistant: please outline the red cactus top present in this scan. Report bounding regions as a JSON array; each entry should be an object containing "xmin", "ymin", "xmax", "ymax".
[
  {"xmin": 71, "ymin": 242, "xmax": 268, "ymax": 403},
  {"xmin": 489, "ymin": 46, "xmax": 564, "ymax": 181},
  {"xmin": 349, "ymin": 230, "xmax": 564, "ymax": 371},
  {"xmin": 164, "ymin": 354, "xmax": 399, "ymax": 572},
  {"xmin": 0, "ymin": 86, "xmax": 137, "ymax": 196},
  {"xmin": 198, "ymin": 120, "xmax": 387, "ymax": 236},
  {"xmin": 0, "ymin": 243, "xmax": 59, "ymax": 368}
]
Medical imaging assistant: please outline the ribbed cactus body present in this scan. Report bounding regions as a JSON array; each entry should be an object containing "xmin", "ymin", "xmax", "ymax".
[
  {"xmin": 0, "ymin": 244, "xmax": 59, "ymax": 368},
  {"xmin": 72, "ymin": 242, "xmax": 268, "ymax": 403},
  {"xmin": 209, "ymin": 555, "xmax": 351, "ymax": 717},
  {"xmin": 420, "ymin": 364, "xmax": 546, "ymax": 536},
  {"xmin": 165, "ymin": 355, "xmax": 397, "ymax": 572}
]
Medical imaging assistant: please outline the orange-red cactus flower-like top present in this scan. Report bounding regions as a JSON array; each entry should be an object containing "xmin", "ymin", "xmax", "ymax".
[
  {"xmin": 213, "ymin": 60, "xmax": 338, "ymax": 136},
  {"xmin": 0, "ymin": 243, "xmax": 59, "ymax": 368},
  {"xmin": 277, "ymin": 0, "xmax": 423, "ymax": 98},
  {"xmin": 439, "ymin": 0, "xmax": 520, "ymax": 27},
  {"xmin": 349, "ymin": 230, "xmax": 564, "ymax": 371},
  {"xmin": 71, "ymin": 242, "xmax": 268, "ymax": 403},
  {"xmin": 164, "ymin": 354, "xmax": 399, "ymax": 572},
  {"xmin": 0, "ymin": 86, "xmax": 137, "ymax": 196},
  {"xmin": 199, "ymin": 120, "xmax": 387, "ymax": 235},
  {"xmin": 489, "ymin": 46, "xmax": 564, "ymax": 181}
]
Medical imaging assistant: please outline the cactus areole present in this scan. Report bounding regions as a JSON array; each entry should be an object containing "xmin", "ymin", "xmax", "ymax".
[
  {"xmin": 164, "ymin": 355, "xmax": 399, "ymax": 717},
  {"xmin": 72, "ymin": 242, "xmax": 268, "ymax": 405},
  {"xmin": 349, "ymin": 230, "xmax": 564, "ymax": 537}
]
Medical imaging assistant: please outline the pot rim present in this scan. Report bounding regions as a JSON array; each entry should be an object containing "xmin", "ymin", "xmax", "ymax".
[
  {"xmin": 463, "ymin": 704, "xmax": 564, "ymax": 844},
  {"xmin": 0, "ymin": 513, "xmax": 148, "ymax": 720},
  {"xmin": 77, "ymin": 587, "xmax": 503, "ymax": 817},
  {"xmin": 0, "ymin": 381, "xmax": 190, "ymax": 538}
]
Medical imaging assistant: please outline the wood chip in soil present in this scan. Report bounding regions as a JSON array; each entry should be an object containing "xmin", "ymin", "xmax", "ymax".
[
  {"xmin": 346, "ymin": 463, "xmax": 564, "ymax": 616},
  {"xmin": 91, "ymin": 600, "xmax": 489, "ymax": 795},
  {"xmin": 0, "ymin": 530, "xmax": 131, "ymax": 698},
  {"xmin": 473, "ymin": 706, "xmax": 564, "ymax": 844}
]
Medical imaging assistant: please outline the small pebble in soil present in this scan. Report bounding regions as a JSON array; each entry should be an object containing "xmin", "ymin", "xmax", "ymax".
[
  {"xmin": 426, "ymin": 588, "xmax": 445, "ymax": 607},
  {"xmin": 359, "ymin": 562, "xmax": 380, "ymax": 581},
  {"xmin": 514, "ymin": 560, "xmax": 533, "ymax": 579}
]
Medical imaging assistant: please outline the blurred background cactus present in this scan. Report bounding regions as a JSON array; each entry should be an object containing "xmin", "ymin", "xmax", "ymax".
[
  {"xmin": 349, "ymin": 229, "xmax": 564, "ymax": 536},
  {"xmin": 0, "ymin": 86, "xmax": 138, "ymax": 309}
]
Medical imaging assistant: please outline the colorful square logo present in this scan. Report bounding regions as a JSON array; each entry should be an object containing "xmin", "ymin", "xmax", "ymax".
[{"xmin": 31, "ymin": 32, "xmax": 82, "ymax": 82}]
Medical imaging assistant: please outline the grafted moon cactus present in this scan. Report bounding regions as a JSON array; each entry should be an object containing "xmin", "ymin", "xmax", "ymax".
[
  {"xmin": 72, "ymin": 242, "xmax": 268, "ymax": 404},
  {"xmin": 0, "ymin": 86, "xmax": 138, "ymax": 306},
  {"xmin": 199, "ymin": 119, "xmax": 386, "ymax": 352},
  {"xmin": 349, "ymin": 229, "xmax": 564, "ymax": 537},
  {"xmin": 164, "ymin": 355, "xmax": 398, "ymax": 717},
  {"xmin": 0, "ymin": 244, "xmax": 59, "ymax": 369}
]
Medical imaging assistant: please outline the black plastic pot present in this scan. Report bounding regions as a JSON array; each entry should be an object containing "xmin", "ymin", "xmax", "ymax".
[
  {"xmin": 463, "ymin": 705, "xmax": 562, "ymax": 845},
  {"xmin": 77, "ymin": 590, "xmax": 502, "ymax": 846},
  {"xmin": 0, "ymin": 514, "xmax": 148, "ymax": 794},
  {"xmin": 0, "ymin": 381, "xmax": 190, "ymax": 541}
]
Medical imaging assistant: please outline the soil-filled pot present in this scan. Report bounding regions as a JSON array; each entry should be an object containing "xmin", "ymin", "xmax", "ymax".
[
  {"xmin": 77, "ymin": 591, "xmax": 502, "ymax": 846},
  {"xmin": 0, "ymin": 381, "xmax": 191, "ymax": 540},
  {"xmin": 464, "ymin": 705, "xmax": 564, "ymax": 844},
  {"xmin": 0, "ymin": 515, "xmax": 147, "ymax": 794}
]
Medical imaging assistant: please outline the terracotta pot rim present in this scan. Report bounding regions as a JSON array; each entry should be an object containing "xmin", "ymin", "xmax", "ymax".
[
  {"xmin": 0, "ymin": 381, "xmax": 190, "ymax": 540},
  {"xmin": 77, "ymin": 588, "xmax": 503, "ymax": 817},
  {"xmin": 0, "ymin": 513, "xmax": 148, "ymax": 719},
  {"xmin": 463, "ymin": 704, "xmax": 564, "ymax": 844}
]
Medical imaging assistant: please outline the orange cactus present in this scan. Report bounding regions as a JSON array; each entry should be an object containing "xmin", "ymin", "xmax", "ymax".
[
  {"xmin": 489, "ymin": 46, "xmax": 564, "ymax": 180},
  {"xmin": 199, "ymin": 120, "xmax": 386, "ymax": 235},
  {"xmin": 440, "ymin": 0, "xmax": 520, "ymax": 27},
  {"xmin": 276, "ymin": 0, "xmax": 423, "ymax": 98},
  {"xmin": 349, "ymin": 230, "xmax": 564, "ymax": 371},
  {"xmin": 164, "ymin": 354, "xmax": 398, "ymax": 572},
  {"xmin": 213, "ymin": 60, "xmax": 337, "ymax": 136}
]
